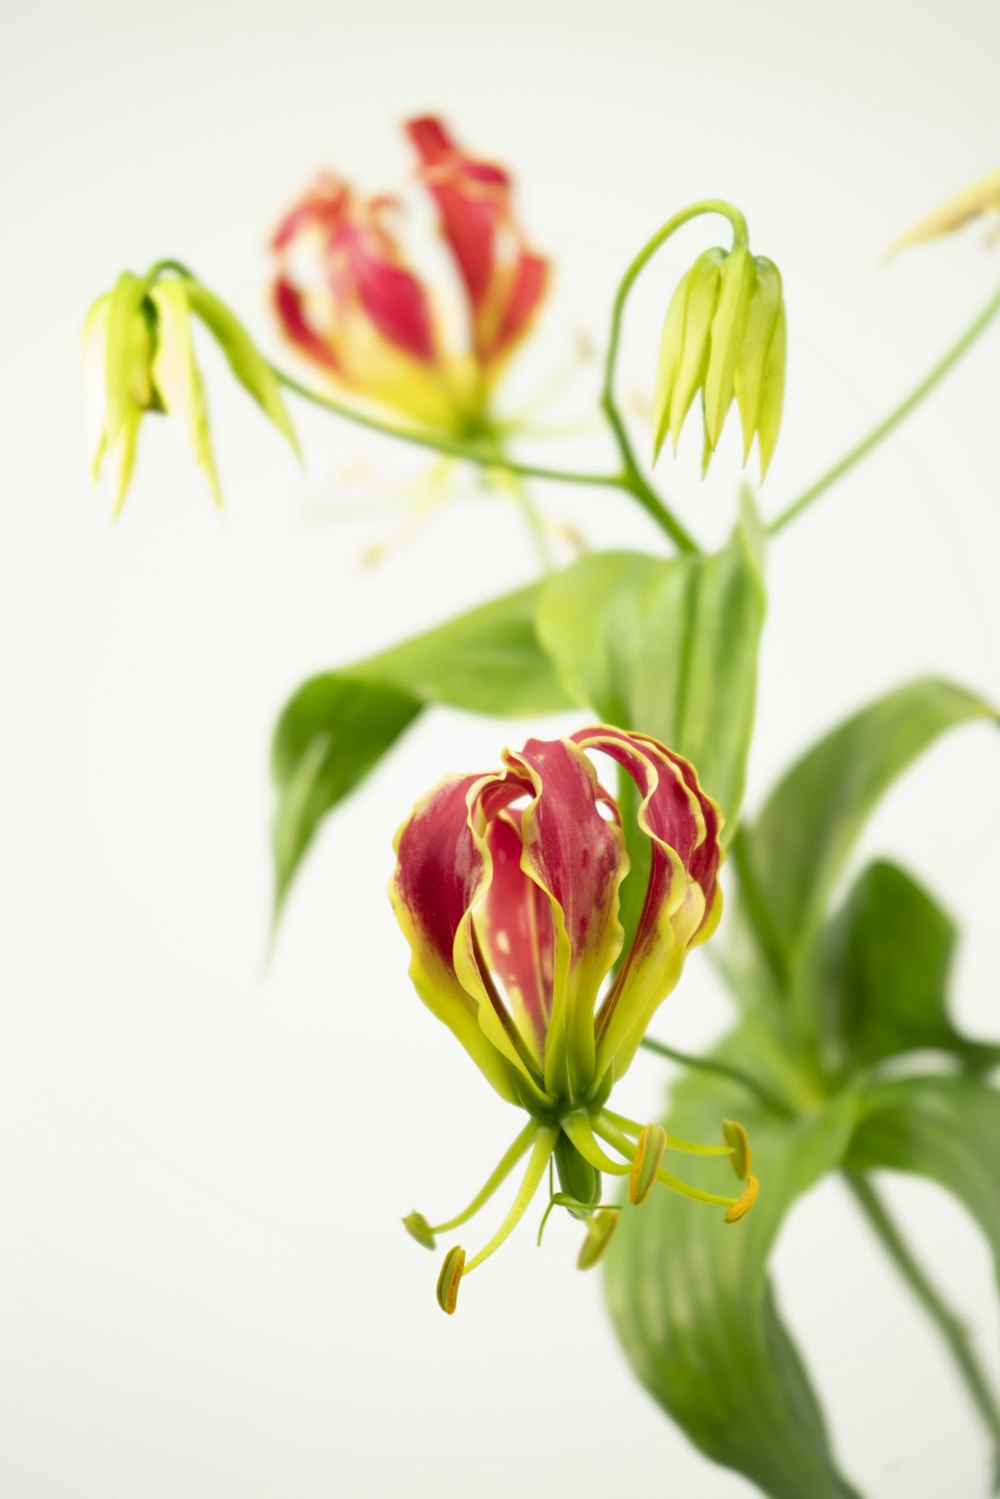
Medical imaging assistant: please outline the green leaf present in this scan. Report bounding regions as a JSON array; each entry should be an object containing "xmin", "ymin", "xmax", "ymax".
[
  {"xmin": 184, "ymin": 279, "xmax": 301, "ymax": 458},
  {"xmin": 271, "ymin": 676, "xmax": 422, "ymax": 921},
  {"xmin": 847, "ymin": 1074, "xmax": 1000, "ymax": 1298},
  {"xmin": 536, "ymin": 491, "xmax": 766, "ymax": 832},
  {"xmin": 806, "ymin": 861, "xmax": 1000, "ymax": 1076},
  {"xmin": 346, "ymin": 583, "xmax": 570, "ymax": 717},
  {"xmin": 271, "ymin": 583, "xmax": 573, "ymax": 920},
  {"xmin": 605, "ymin": 1059, "xmax": 862, "ymax": 1499},
  {"xmin": 741, "ymin": 679, "xmax": 997, "ymax": 976}
]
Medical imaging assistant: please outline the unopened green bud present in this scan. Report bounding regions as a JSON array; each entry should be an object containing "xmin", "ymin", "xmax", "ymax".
[
  {"xmin": 577, "ymin": 1209, "xmax": 621, "ymax": 1271},
  {"xmin": 652, "ymin": 247, "xmax": 726, "ymax": 463},
  {"xmin": 554, "ymin": 1132, "xmax": 601, "ymax": 1219},
  {"xmin": 704, "ymin": 245, "xmax": 755, "ymax": 449},
  {"xmin": 436, "ymin": 1245, "xmax": 466, "ymax": 1315},
  {"xmin": 652, "ymin": 244, "xmax": 786, "ymax": 481},
  {"xmin": 82, "ymin": 263, "xmax": 299, "ymax": 518},
  {"xmin": 402, "ymin": 1211, "xmax": 436, "ymax": 1250},
  {"xmin": 629, "ymin": 1122, "xmax": 668, "ymax": 1205}
]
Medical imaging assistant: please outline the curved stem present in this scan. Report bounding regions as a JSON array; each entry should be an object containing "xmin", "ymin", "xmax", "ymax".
[
  {"xmin": 845, "ymin": 1171, "xmax": 1000, "ymax": 1479},
  {"xmin": 145, "ymin": 254, "xmax": 704, "ymax": 549},
  {"xmin": 593, "ymin": 1114, "xmax": 740, "ymax": 1209},
  {"xmin": 462, "ymin": 1125, "xmax": 559, "ymax": 1275},
  {"xmin": 278, "ymin": 370, "xmax": 626, "ymax": 489},
  {"xmin": 598, "ymin": 199, "xmax": 750, "ymax": 558},
  {"xmin": 769, "ymin": 277, "xmax": 1000, "ymax": 537},
  {"xmin": 428, "ymin": 1121, "xmax": 537, "ymax": 1235}
]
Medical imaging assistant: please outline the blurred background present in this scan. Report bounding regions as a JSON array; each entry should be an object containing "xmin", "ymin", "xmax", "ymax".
[{"xmin": 2, "ymin": 0, "xmax": 999, "ymax": 1494}]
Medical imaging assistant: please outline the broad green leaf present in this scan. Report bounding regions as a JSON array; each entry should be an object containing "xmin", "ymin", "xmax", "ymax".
[
  {"xmin": 271, "ymin": 676, "xmax": 422, "ymax": 920},
  {"xmin": 741, "ymin": 679, "xmax": 996, "ymax": 976},
  {"xmin": 847, "ymin": 1073, "xmax": 1000, "ymax": 1300},
  {"xmin": 271, "ymin": 583, "xmax": 574, "ymax": 919},
  {"xmin": 805, "ymin": 862, "xmax": 1000, "ymax": 1077},
  {"xmin": 347, "ymin": 583, "xmax": 570, "ymax": 717},
  {"xmin": 606, "ymin": 1057, "xmax": 862, "ymax": 1499},
  {"xmin": 184, "ymin": 279, "xmax": 301, "ymax": 458},
  {"xmin": 536, "ymin": 491, "xmax": 766, "ymax": 832}
]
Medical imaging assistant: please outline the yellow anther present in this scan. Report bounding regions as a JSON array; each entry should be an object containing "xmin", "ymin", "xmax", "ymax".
[
  {"xmin": 436, "ymin": 1246, "xmax": 466, "ymax": 1314},
  {"xmin": 577, "ymin": 1210, "xmax": 621, "ymax": 1271},
  {"xmin": 722, "ymin": 1119, "xmax": 752, "ymax": 1181},
  {"xmin": 724, "ymin": 1175, "xmax": 760, "ymax": 1224},
  {"xmin": 629, "ymin": 1123, "xmax": 668, "ymax": 1205}
]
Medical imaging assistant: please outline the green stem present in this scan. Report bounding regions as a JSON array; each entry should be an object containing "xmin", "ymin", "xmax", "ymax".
[
  {"xmin": 769, "ymin": 278, "xmax": 1000, "ymax": 537},
  {"xmin": 638, "ymin": 1035, "xmax": 792, "ymax": 1117},
  {"xmin": 598, "ymin": 199, "xmax": 750, "ymax": 558},
  {"xmin": 277, "ymin": 370, "xmax": 625, "ymax": 489},
  {"xmin": 845, "ymin": 1171, "xmax": 1000, "ymax": 1483},
  {"xmin": 146, "ymin": 253, "xmax": 706, "ymax": 551}
]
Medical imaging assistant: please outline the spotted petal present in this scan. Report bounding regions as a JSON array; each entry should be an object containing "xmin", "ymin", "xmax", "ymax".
[
  {"xmin": 473, "ymin": 807, "xmax": 555, "ymax": 1066},
  {"xmin": 503, "ymin": 738, "xmax": 628, "ymax": 1098},
  {"xmin": 573, "ymin": 727, "xmax": 723, "ymax": 1081},
  {"xmin": 391, "ymin": 770, "xmax": 553, "ymax": 1109}
]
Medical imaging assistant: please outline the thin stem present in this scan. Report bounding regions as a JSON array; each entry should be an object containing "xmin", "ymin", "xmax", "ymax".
[
  {"xmin": 638, "ymin": 1035, "xmax": 792, "ymax": 1117},
  {"xmin": 600, "ymin": 1108, "xmax": 732, "ymax": 1156},
  {"xmin": 593, "ymin": 1115, "xmax": 739, "ymax": 1209},
  {"xmin": 463, "ymin": 1125, "xmax": 559, "ymax": 1275},
  {"xmin": 278, "ymin": 370, "xmax": 626, "ymax": 489},
  {"xmin": 429, "ymin": 1121, "xmax": 537, "ymax": 1235},
  {"xmin": 147, "ymin": 254, "xmax": 702, "ymax": 549},
  {"xmin": 845, "ymin": 1171, "xmax": 1000, "ymax": 1478},
  {"xmin": 598, "ymin": 198, "xmax": 750, "ymax": 558},
  {"xmin": 769, "ymin": 277, "xmax": 1000, "ymax": 537}
]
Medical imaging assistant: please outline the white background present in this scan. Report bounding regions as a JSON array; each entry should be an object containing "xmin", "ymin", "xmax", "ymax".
[{"xmin": 2, "ymin": 1, "xmax": 1000, "ymax": 1495}]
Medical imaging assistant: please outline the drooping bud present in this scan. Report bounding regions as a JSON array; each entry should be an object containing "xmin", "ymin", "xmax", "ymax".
[
  {"xmin": 652, "ymin": 246, "xmax": 786, "ymax": 481},
  {"xmin": 82, "ymin": 265, "xmax": 299, "ymax": 517},
  {"xmin": 721, "ymin": 1119, "xmax": 752, "ymax": 1181},
  {"xmin": 436, "ymin": 1246, "xmax": 466, "ymax": 1314},
  {"xmin": 577, "ymin": 1209, "xmax": 621, "ymax": 1270},
  {"xmin": 629, "ymin": 1123, "xmax": 668, "ymax": 1206},
  {"xmin": 402, "ymin": 1211, "xmax": 436, "ymax": 1249}
]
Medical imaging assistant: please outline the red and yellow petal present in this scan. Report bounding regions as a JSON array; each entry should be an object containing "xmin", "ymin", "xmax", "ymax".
[
  {"xmin": 472, "ymin": 808, "xmax": 554, "ymax": 1066},
  {"xmin": 391, "ymin": 772, "xmax": 523, "ymax": 1103},
  {"xmin": 572, "ymin": 727, "xmax": 724, "ymax": 1081},
  {"xmin": 503, "ymin": 738, "xmax": 628, "ymax": 1098}
]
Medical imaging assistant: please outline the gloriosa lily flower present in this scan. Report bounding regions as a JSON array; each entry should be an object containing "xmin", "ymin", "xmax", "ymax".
[
  {"xmin": 270, "ymin": 116, "xmax": 547, "ymax": 435},
  {"xmin": 83, "ymin": 267, "xmax": 298, "ymax": 516},
  {"xmin": 391, "ymin": 725, "xmax": 758, "ymax": 1313}
]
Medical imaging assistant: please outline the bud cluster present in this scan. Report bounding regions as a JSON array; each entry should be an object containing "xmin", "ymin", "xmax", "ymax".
[{"xmin": 652, "ymin": 244, "xmax": 786, "ymax": 480}]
